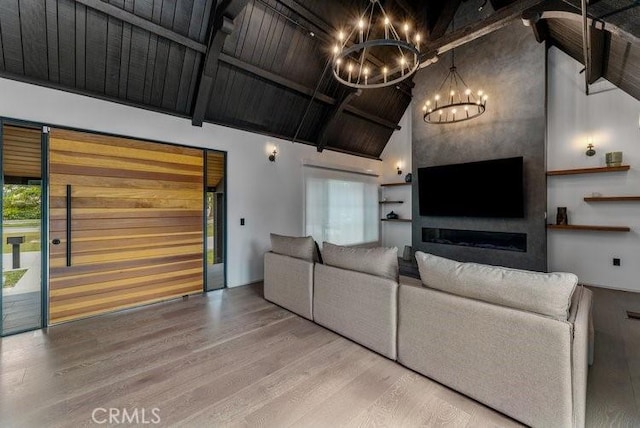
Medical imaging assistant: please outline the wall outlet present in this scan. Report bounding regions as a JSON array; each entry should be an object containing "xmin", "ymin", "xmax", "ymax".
[
  {"xmin": 613, "ymin": 258, "xmax": 621, "ymax": 266},
  {"xmin": 240, "ymin": 218, "xmax": 245, "ymax": 226}
]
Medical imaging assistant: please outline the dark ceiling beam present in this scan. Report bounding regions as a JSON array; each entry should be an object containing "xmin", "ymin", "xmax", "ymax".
[
  {"xmin": 581, "ymin": 0, "xmax": 606, "ymax": 86},
  {"xmin": 275, "ymin": 0, "xmax": 414, "ymax": 93},
  {"xmin": 72, "ymin": 0, "xmax": 207, "ymax": 53},
  {"xmin": 220, "ymin": 53, "xmax": 333, "ymax": 104},
  {"xmin": 219, "ymin": 53, "xmax": 401, "ymax": 131},
  {"xmin": 191, "ymin": 0, "xmax": 250, "ymax": 127},
  {"xmin": 521, "ymin": 10, "xmax": 549, "ymax": 43},
  {"xmin": 420, "ymin": 0, "xmax": 546, "ymax": 62},
  {"xmin": 276, "ymin": 0, "xmax": 334, "ymax": 36},
  {"xmin": 523, "ymin": 0, "xmax": 639, "ymax": 44},
  {"xmin": 428, "ymin": 0, "xmax": 463, "ymax": 41},
  {"xmin": 316, "ymin": 89, "xmax": 361, "ymax": 153},
  {"xmin": 586, "ymin": 25, "xmax": 606, "ymax": 84},
  {"xmin": 392, "ymin": 0, "xmax": 417, "ymax": 17}
]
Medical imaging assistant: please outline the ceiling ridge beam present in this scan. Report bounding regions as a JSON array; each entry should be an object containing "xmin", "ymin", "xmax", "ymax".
[
  {"xmin": 191, "ymin": 0, "xmax": 250, "ymax": 127},
  {"xmin": 419, "ymin": 0, "xmax": 546, "ymax": 64},
  {"xmin": 218, "ymin": 53, "xmax": 401, "ymax": 131},
  {"xmin": 316, "ymin": 89, "xmax": 361, "ymax": 153},
  {"xmin": 72, "ymin": 0, "xmax": 207, "ymax": 53}
]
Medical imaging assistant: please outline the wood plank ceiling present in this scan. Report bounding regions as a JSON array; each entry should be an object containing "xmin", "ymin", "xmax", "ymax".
[{"xmin": 0, "ymin": 0, "xmax": 637, "ymax": 160}]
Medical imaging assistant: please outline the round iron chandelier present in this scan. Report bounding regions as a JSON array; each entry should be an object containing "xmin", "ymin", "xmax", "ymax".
[
  {"xmin": 422, "ymin": 33, "xmax": 487, "ymax": 123},
  {"xmin": 331, "ymin": 0, "xmax": 421, "ymax": 89}
]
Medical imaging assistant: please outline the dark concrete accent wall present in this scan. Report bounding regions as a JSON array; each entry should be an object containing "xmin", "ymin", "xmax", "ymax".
[{"xmin": 411, "ymin": 21, "xmax": 547, "ymax": 271}]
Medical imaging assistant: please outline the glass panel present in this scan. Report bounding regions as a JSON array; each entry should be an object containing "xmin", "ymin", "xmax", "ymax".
[
  {"xmin": 2, "ymin": 125, "xmax": 43, "ymax": 335},
  {"xmin": 205, "ymin": 151, "xmax": 225, "ymax": 291}
]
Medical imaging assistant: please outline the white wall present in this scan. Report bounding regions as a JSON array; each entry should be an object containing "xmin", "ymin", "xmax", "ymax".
[
  {"xmin": 547, "ymin": 47, "xmax": 640, "ymax": 292},
  {"xmin": 0, "ymin": 77, "xmax": 382, "ymax": 287},
  {"xmin": 379, "ymin": 108, "xmax": 412, "ymax": 251}
]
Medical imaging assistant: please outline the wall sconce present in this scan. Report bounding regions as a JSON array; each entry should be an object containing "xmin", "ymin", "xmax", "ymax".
[
  {"xmin": 396, "ymin": 163, "xmax": 402, "ymax": 175},
  {"xmin": 585, "ymin": 138, "xmax": 596, "ymax": 157},
  {"xmin": 268, "ymin": 149, "xmax": 277, "ymax": 162}
]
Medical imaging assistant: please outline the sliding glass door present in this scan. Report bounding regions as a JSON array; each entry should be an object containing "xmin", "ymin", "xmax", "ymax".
[
  {"xmin": 205, "ymin": 150, "xmax": 226, "ymax": 291},
  {"xmin": 1, "ymin": 124, "xmax": 46, "ymax": 336}
]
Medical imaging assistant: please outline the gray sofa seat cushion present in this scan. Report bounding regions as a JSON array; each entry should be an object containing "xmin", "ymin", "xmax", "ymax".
[
  {"xmin": 270, "ymin": 233, "xmax": 319, "ymax": 263},
  {"xmin": 415, "ymin": 251, "xmax": 577, "ymax": 321},
  {"xmin": 322, "ymin": 242, "xmax": 398, "ymax": 281}
]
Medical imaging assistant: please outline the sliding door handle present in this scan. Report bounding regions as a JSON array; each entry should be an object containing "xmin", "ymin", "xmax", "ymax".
[{"xmin": 66, "ymin": 185, "xmax": 72, "ymax": 267}]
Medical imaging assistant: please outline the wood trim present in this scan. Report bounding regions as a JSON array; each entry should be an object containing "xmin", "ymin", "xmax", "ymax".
[
  {"xmin": 546, "ymin": 165, "xmax": 630, "ymax": 175},
  {"xmin": 584, "ymin": 196, "xmax": 640, "ymax": 202},
  {"xmin": 547, "ymin": 224, "xmax": 631, "ymax": 232},
  {"xmin": 380, "ymin": 182, "xmax": 411, "ymax": 187},
  {"xmin": 2, "ymin": 125, "xmax": 42, "ymax": 178}
]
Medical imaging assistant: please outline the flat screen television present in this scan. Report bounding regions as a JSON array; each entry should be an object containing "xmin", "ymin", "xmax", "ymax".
[{"xmin": 418, "ymin": 156, "xmax": 524, "ymax": 218}]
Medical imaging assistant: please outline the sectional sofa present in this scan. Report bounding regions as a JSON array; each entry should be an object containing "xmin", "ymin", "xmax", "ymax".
[{"xmin": 263, "ymin": 234, "xmax": 593, "ymax": 427}]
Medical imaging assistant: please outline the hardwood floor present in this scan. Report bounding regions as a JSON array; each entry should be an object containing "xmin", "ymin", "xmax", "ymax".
[
  {"xmin": 0, "ymin": 283, "xmax": 638, "ymax": 427},
  {"xmin": 586, "ymin": 286, "xmax": 640, "ymax": 426}
]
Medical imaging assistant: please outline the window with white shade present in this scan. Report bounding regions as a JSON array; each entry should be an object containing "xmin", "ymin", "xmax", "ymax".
[{"xmin": 304, "ymin": 165, "xmax": 379, "ymax": 247}]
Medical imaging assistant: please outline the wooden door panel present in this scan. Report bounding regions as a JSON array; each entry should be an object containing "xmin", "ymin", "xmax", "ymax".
[{"xmin": 48, "ymin": 129, "xmax": 204, "ymax": 324}]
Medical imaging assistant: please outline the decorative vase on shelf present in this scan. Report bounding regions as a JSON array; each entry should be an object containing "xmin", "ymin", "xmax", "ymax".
[
  {"xmin": 386, "ymin": 211, "xmax": 399, "ymax": 220},
  {"xmin": 402, "ymin": 245, "xmax": 413, "ymax": 261},
  {"xmin": 556, "ymin": 207, "xmax": 568, "ymax": 225},
  {"xmin": 605, "ymin": 151, "xmax": 623, "ymax": 167},
  {"xmin": 405, "ymin": 173, "xmax": 412, "ymax": 183}
]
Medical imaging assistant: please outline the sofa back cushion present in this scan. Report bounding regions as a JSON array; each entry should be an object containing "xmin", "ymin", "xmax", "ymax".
[
  {"xmin": 270, "ymin": 234, "xmax": 319, "ymax": 263},
  {"xmin": 415, "ymin": 251, "xmax": 577, "ymax": 321},
  {"xmin": 322, "ymin": 242, "xmax": 398, "ymax": 281}
]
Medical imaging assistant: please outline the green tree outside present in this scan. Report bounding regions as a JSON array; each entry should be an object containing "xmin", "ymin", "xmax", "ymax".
[{"xmin": 3, "ymin": 185, "xmax": 41, "ymax": 220}]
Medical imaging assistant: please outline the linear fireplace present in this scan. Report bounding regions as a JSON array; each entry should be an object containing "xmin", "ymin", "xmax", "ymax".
[{"xmin": 422, "ymin": 228, "xmax": 527, "ymax": 252}]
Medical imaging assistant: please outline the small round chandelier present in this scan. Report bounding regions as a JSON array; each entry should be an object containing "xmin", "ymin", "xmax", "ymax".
[
  {"xmin": 331, "ymin": 0, "xmax": 421, "ymax": 89},
  {"xmin": 422, "ymin": 22, "xmax": 488, "ymax": 125}
]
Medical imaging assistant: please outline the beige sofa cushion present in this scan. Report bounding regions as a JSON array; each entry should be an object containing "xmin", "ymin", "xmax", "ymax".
[
  {"xmin": 322, "ymin": 242, "xmax": 398, "ymax": 281},
  {"xmin": 270, "ymin": 234, "xmax": 319, "ymax": 262},
  {"xmin": 415, "ymin": 251, "xmax": 577, "ymax": 321}
]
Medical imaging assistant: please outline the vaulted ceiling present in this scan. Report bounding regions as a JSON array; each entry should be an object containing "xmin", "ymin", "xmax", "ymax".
[{"xmin": 0, "ymin": 0, "xmax": 637, "ymax": 159}]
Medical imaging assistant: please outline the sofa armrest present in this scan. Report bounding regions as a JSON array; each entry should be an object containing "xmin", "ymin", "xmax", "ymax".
[
  {"xmin": 264, "ymin": 252, "xmax": 314, "ymax": 320},
  {"xmin": 571, "ymin": 286, "xmax": 593, "ymax": 428}
]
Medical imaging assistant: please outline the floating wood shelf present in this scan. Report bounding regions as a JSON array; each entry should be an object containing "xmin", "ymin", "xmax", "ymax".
[
  {"xmin": 546, "ymin": 165, "xmax": 630, "ymax": 176},
  {"xmin": 380, "ymin": 182, "xmax": 411, "ymax": 187},
  {"xmin": 379, "ymin": 200, "xmax": 404, "ymax": 204},
  {"xmin": 547, "ymin": 224, "xmax": 631, "ymax": 232},
  {"xmin": 584, "ymin": 196, "xmax": 640, "ymax": 202},
  {"xmin": 381, "ymin": 219, "xmax": 412, "ymax": 222}
]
